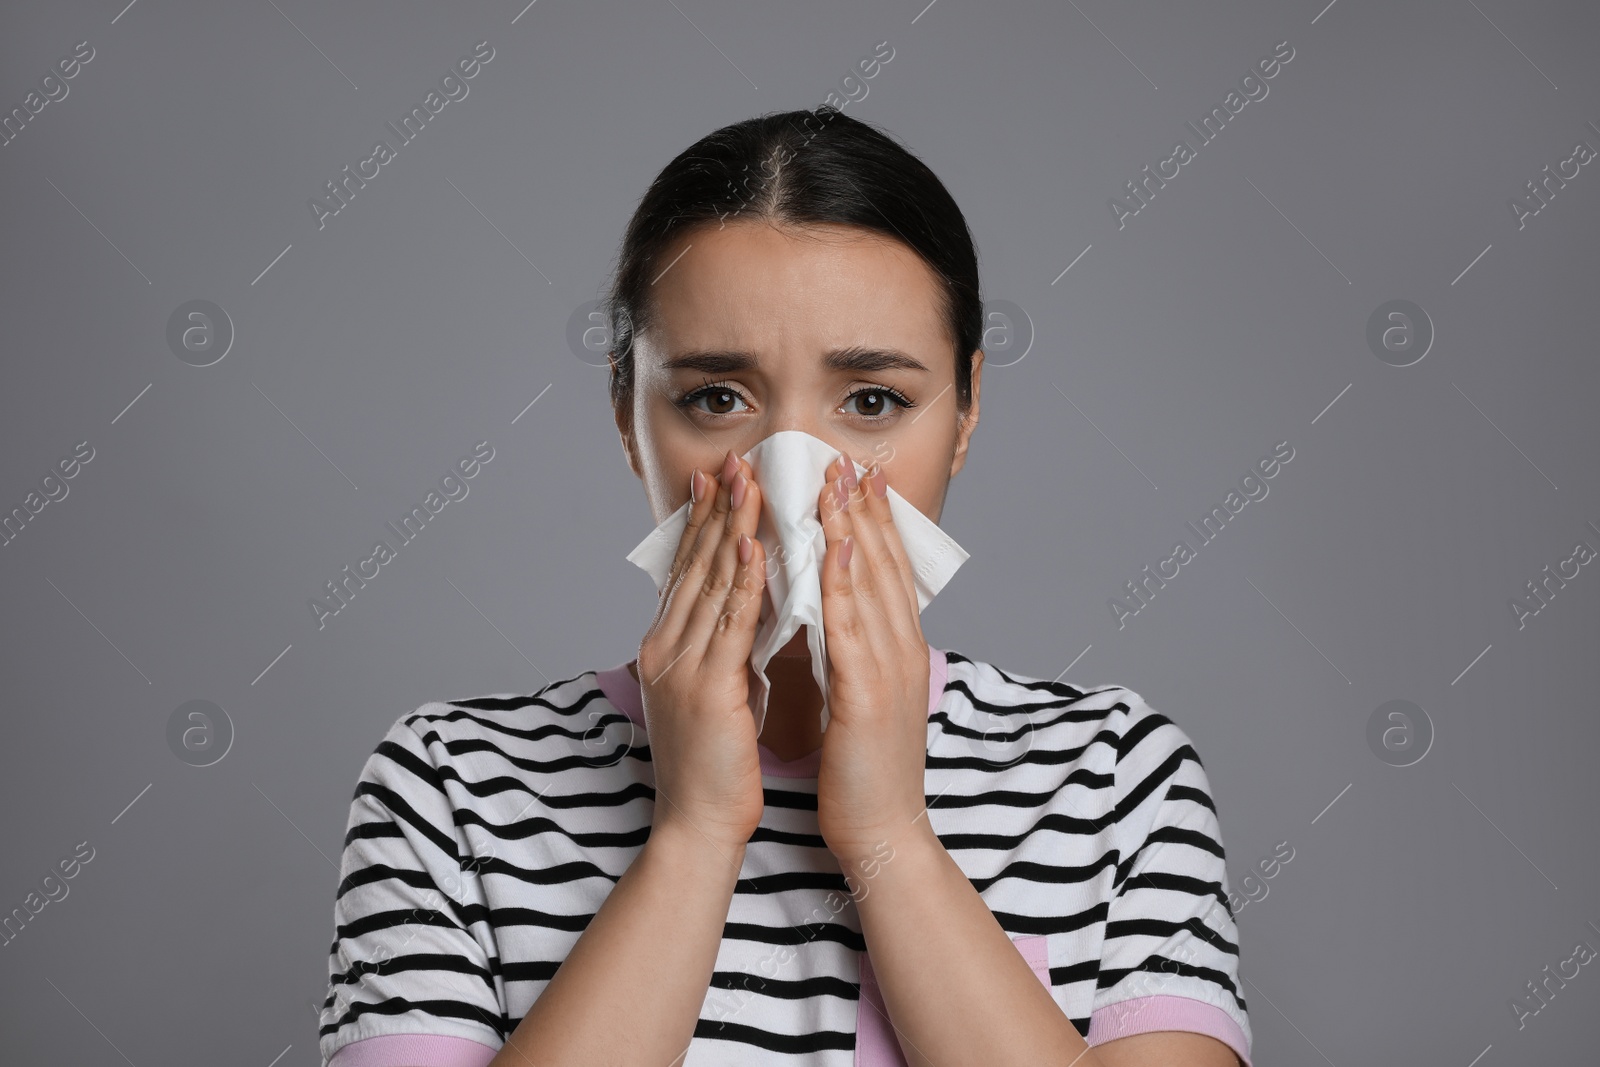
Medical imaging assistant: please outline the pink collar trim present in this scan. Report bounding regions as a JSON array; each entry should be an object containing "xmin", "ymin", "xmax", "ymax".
[{"xmin": 594, "ymin": 643, "xmax": 949, "ymax": 778}]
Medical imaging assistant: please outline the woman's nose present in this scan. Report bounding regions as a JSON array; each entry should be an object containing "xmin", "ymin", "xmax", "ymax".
[{"xmin": 765, "ymin": 424, "xmax": 855, "ymax": 462}]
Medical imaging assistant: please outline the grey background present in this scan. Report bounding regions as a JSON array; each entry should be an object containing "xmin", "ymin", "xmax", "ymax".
[{"xmin": 2, "ymin": 0, "xmax": 1597, "ymax": 1063}]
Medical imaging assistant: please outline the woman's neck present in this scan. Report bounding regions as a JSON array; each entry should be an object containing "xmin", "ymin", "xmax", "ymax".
[
  {"xmin": 625, "ymin": 630, "xmax": 823, "ymax": 761},
  {"xmin": 755, "ymin": 642, "xmax": 825, "ymax": 761}
]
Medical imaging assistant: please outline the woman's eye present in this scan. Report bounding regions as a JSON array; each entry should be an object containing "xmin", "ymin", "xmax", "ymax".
[
  {"xmin": 845, "ymin": 389, "xmax": 907, "ymax": 418},
  {"xmin": 678, "ymin": 385, "xmax": 909, "ymax": 420},
  {"xmin": 686, "ymin": 387, "xmax": 746, "ymax": 415}
]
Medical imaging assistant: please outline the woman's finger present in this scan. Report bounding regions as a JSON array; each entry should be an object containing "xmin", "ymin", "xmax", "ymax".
[
  {"xmin": 846, "ymin": 459, "xmax": 921, "ymax": 624},
  {"xmin": 655, "ymin": 463, "xmax": 720, "ymax": 619},
  {"xmin": 704, "ymin": 507, "xmax": 767, "ymax": 678},
  {"xmin": 828, "ymin": 454, "xmax": 922, "ymax": 661},
  {"xmin": 679, "ymin": 453, "xmax": 763, "ymax": 657},
  {"xmin": 654, "ymin": 451, "xmax": 735, "ymax": 648},
  {"xmin": 816, "ymin": 453, "xmax": 864, "ymax": 648}
]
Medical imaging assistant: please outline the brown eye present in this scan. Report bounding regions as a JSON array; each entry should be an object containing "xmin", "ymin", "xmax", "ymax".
[
  {"xmin": 677, "ymin": 384, "xmax": 749, "ymax": 417},
  {"xmin": 844, "ymin": 387, "xmax": 911, "ymax": 420}
]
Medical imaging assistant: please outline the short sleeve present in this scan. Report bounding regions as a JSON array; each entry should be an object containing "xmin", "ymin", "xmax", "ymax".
[
  {"xmin": 318, "ymin": 709, "xmax": 507, "ymax": 1067},
  {"xmin": 1088, "ymin": 689, "xmax": 1253, "ymax": 1066}
]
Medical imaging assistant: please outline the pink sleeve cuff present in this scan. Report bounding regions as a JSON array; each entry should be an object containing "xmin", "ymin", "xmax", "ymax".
[
  {"xmin": 1088, "ymin": 995, "xmax": 1251, "ymax": 1066},
  {"xmin": 327, "ymin": 1033, "xmax": 500, "ymax": 1067}
]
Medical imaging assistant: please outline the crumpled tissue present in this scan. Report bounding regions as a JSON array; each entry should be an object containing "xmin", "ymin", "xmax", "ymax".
[{"xmin": 625, "ymin": 429, "xmax": 969, "ymax": 736}]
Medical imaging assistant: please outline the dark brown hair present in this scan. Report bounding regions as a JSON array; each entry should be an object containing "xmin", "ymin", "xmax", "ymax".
[{"xmin": 604, "ymin": 106, "xmax": 981, "ymax": 419}]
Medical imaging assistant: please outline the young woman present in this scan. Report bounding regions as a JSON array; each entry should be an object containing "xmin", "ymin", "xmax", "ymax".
[{"xmin": 319, "ymin": 107, "xmax": 1253, "ymax": 1067}]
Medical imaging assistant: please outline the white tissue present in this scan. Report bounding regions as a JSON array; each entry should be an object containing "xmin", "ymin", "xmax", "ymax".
[{"xmin": 625, "ymin": 430, "xmax": 969, "ymax": 737}]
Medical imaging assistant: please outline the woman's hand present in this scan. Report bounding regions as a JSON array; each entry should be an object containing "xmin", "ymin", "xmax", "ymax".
[
  {"xmin": 637, "ymin": 449, "xmax": 769, "ymax": 855},
  {"xmin": 813, "ymin": 452, "xmax": 933, "ymax": 869}
]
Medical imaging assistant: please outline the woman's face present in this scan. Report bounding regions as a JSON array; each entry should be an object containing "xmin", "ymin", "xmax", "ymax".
[{"xmin": 614, "ymin": 219, "xmax": 982, "ymax": 527}]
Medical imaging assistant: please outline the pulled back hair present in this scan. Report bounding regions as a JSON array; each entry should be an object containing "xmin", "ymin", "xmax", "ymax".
[{"xmin": 604, "ymin": 106, "xmax": 981, "ymax": 421}]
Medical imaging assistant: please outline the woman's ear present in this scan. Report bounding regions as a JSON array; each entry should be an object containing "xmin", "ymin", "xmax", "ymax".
[
  {"xmin": 611, "ymin": 369, "xmax": 644, "ymax": 481},
  {"xmin": 950, "ymin": 348, "xmax": 983, "ymax": 478}
]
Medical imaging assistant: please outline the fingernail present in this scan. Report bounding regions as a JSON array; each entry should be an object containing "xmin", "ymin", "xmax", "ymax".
[
  {"xmin": 738, "ymin": 532, "xmax": 752, "ymax": 564},
  {"xmin": 839, "ymin": 536, "xmax": 853, "ymax": 570},
  {"xmin": 870, "ymin": 464, "xmax": 888, "ymax": 498},
  {"xmin": 691, "ymin": 469, "xmax": 705, "ymax": 503},
  {"xmin": 723, "ymin": 450, "xmax": 739, "ymax": 481},
  {"xmin": 731, "ymin": 470, "xmax": 747, "ymax": 509}
]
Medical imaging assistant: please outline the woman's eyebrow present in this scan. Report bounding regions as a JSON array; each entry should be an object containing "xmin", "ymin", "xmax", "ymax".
[{"xmin": 662, "ymin": 345, "xmax": 930, "ymax": 375}]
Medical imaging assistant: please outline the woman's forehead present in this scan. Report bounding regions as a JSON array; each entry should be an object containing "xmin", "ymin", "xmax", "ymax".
[
  {"xmin": 642, "ymin": 221, "xmax": 949, "ymax": 356},
  {"xmin": 658, "ymin": 218, "xmax": 926, "ymax": 276}
]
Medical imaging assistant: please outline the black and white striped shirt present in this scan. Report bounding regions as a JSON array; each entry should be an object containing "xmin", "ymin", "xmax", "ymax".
[{"xmin": 319, "ymin": 642, "xmax": 1253, "ymax": 1066}]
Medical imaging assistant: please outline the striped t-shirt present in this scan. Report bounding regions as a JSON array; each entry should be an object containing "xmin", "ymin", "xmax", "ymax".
[{"xmin": 319, "ymin": 642, "xmax": 1253, "ymax": 1066}]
